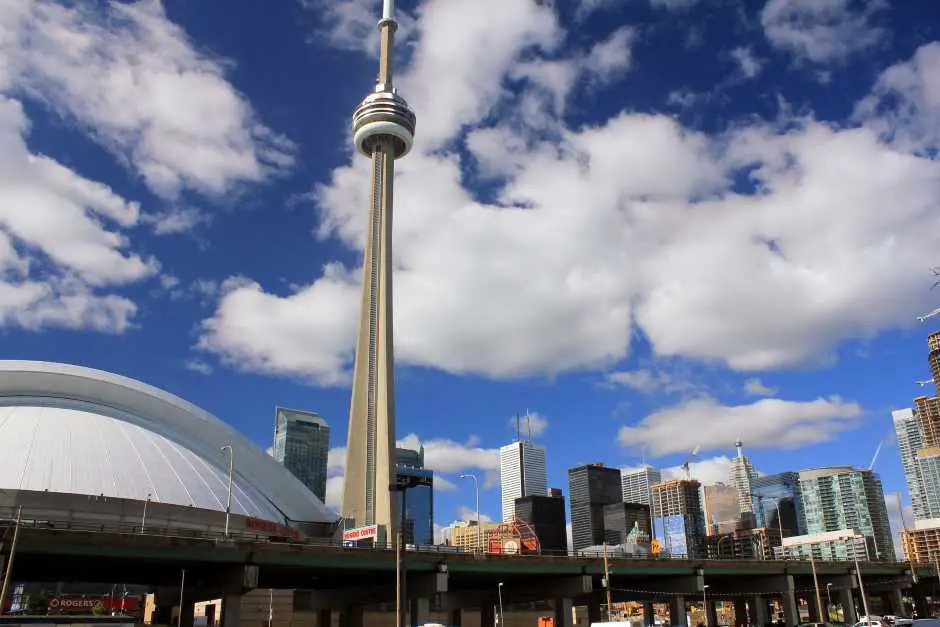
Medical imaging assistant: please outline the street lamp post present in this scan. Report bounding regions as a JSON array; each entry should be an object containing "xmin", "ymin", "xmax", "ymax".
[
  {"xmin": 220, "ymin": 444, "xmax": 234, "ymax": 537},
  {"xmin": 0, "ymin": 505, "xmax": 22, "ymax": 617},
  {"xmin": 459, "ymin": 473, "xmax": 480, "ymax": 552},
  {"xmin": 498, "ymin": 582, "xmax": 505, "ymax": 627},
  {"xmin": 141, "ymin": 493, "xmax": 151, "ymax": 534},
  {"xmin": 826, "ymin": 583, "xmax": 833, "ymax": 622}
]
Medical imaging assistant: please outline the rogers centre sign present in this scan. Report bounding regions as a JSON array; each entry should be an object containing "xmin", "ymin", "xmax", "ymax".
[
  {"xmin": 343, "ymin": 525, "xmax": 379, "ymax": 541},
  {"xmin": 47, "ymin": 596, "xmax": 141, "ymax": 613},
  {"xmin": 244, "ymin": 517, "xmax": 302, "ymax": 540}
]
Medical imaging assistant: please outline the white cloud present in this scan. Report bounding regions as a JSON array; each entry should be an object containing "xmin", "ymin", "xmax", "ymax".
[
  {"xmin": 618, "ymin": 395, "xmax": 862, "ymax": 456},
  {"xmin": 396, "ymin": 433, "xmax": 499, "ymax": 475},
  {"xmin": 606, "ymin": 368, "xmax": 698, "ymax": 395},
  {"xmin": 662, "ymin": 455, "xmax": 736, "ymax": 486},
  {"xmin": 184, "ymin": 359, "xmax": 213, "ymax": 375},
  {"xmin": 743, "ymin": 378, "xmax": 778, "ymax": 396},
  {"xmin": 2, "ymin": 0, "xmax": 295, "ymax": 199},
  {"xmin": 435, "ymin": 476, "xmax": 457, "ymax": 492},
  {"xmin": 855, "ymin": 42, "xmax": 940, "ymax": 154},
  {"xmin": 760, "ymin": 0, "xmax": 886, "ymax": 65},
  {"xmin": 142, "ymin": 207, "xmax": 210, "ymax": 236},
  {"xmin": 458, "ymin": 505, "xmax": 493, "ymax": 524},
  {"xmin": 730, "ymin": 46, "xmax": 763, "ymax": 79},
  {"xmin": 325, "ymin": 475, "xmax": 344, "ymax": 510},
  {"xmin": 199, "ymin": 1, "xmax": 940, "ymax": 387},
  {"xmin": 650, "ymin": 0, "xmax": 702, "ymax": 9},
  {"xmin": 328, "ymin": 446, "xmax": 347, "ymax": 474}
]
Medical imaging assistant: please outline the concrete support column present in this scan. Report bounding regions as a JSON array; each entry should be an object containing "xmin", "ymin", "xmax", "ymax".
[
  {"xmin": 178, "ymin": 598, "xmax": 195, "ymax": 627},
  {"xmin": 339, "ymin": 606, "xmax": 363, "ymax": 627},
  {"xmin": 451, "ymin": 609, "xmax": 463, "ymax": 627},
  {"xmin": 670, "ymin": 596, "xmax": 686, "ymax": 627},
  {"xmin": 734, "ymin": 599, "xmax": 747, "ymax": 626},
  {"xmin": 411, "ymin": 597, "xmax": 431, "ymax": 626},
  {"xmin": 912, "ymin": 587, "xmax": 929, "ymax": 618},
  {"xmin": 153, "ymin": 605, "xmax": 175, "ymax": 625},
  {"xmin": 587, "ymin": 600, "xmax": 603, "ymax": 624},
  {"xmin": 482, "ymin": 603, "xmax": 496, "ymax": 627},
  {"xmin": 707, "ymin": 600, "xmax": 719, "ymax": 627},
  {"xmin": 781, "ymin": 590, "xmax": 799, "ymax": 627},
  {"xmin": 317, "ymin": 609, "xmax": 332, "ymax": 627},
  {"xmin": 750, "ymin": 597, "xmax": 767, "ymax": 627},
  {"xmin": 555, "ymin": 598, "xmax": 574, "ymax": 627},
  {"xmin": 220, "ymin": 594, "xmax": 241, "ymax": 627},
  {"xmin": 838, "ymin": 586, "xmax": 858, "ymax": 625},
  {"xmin": 888, "ymin": 588, "xmax": 905, "ymax": 616},
  {"xmin": 643, "ymin": 602, "xmax": 656, "ymax": 627}
]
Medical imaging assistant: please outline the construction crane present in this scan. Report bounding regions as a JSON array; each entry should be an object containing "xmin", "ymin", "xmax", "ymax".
[
  {"xmin": 681, "ymin": 445, "xmax": 701, "ymax": 480},
  {"xmin": 917, "ymin": 379, "xmax": 935, "ymax": 387},
  {"xmin": 869, "ymin": 441, "xmax": 883, "ymax": 470},
  {"xmin": 917, "ymin": 306, "xmax": 940, "ymax": 323}
]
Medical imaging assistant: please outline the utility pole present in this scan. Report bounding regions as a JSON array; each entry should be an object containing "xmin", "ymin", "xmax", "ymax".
[
  {"xmin": 810, "ymin": 548, "xmax": 825, "ymax": 624},
  {"xmin": 603, "ymin": 543, "xmax": 613, "ymax": 620},
  {"xmin": 0, "ymin": 506, "xmax": 23, "ymax": 616},
  {"xmin": 897, "ymin": 492, "xmax": 919, "ymax": 583}
]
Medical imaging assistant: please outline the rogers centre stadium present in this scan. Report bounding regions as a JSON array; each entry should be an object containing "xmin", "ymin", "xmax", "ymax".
[{"xmin": 0, "ymin": 360, "xmax": 339, "ymax": 622}]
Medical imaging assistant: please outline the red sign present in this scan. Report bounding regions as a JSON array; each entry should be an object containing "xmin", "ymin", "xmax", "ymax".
[
  {"xmin": 343, "ymin": 525, "xmax": 379, "ymax": 541},
  {"xmin": 47, "ymin": 595, "xmax": 141, "ymax": 613},
  {"xmin": 244, "ymin": 517, "xmax": 302, "ymax": 540}
]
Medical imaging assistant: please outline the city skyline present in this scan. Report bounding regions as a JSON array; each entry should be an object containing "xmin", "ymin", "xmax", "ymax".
[{"xmin": 1, "ymin": 0, "xmax": 940, "ymax": 538}]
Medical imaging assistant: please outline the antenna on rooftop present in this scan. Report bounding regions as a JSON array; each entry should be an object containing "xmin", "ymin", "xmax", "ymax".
[{"xmin": 525, "ymin": 412, "xmax": 532, "ymax": 441}]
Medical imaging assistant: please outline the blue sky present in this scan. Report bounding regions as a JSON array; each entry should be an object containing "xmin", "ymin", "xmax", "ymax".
[{"xmin": 2, "ymin": 0, "xmax": 940, "ymax": 535}]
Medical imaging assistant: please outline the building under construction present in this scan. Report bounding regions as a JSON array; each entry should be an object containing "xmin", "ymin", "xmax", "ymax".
[{"xmin": 650, "ymin": 479, "xmax": 706, "ymax": 559}]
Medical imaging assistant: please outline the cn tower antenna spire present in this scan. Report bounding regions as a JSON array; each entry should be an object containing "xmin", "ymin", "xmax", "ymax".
[{"xmin": 341, "ymin": 0, "xmax": 416, "ymax": 543}]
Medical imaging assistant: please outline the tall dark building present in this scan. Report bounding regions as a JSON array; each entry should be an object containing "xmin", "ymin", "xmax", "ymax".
[
  {"xmin": 751, "ymin": 472, "xmax": 805, "ymax": 538},
  {"xmin": 515, "ymin": 493, "xmax": 567, "ymax": 554},
  {"xmin": 602, "ymin": 502, "xmax": 651, "ymax": 545},
  {"xmin": 568, "ymin": 463, "xmax": 622, "ymax": 551},
  {"xmin": 273, "ymin": 407, "xmax": 329, "ymax": 502},
  {"xmin": 395, "ymin": 447, "xmax": 433, "ymax": 545}
]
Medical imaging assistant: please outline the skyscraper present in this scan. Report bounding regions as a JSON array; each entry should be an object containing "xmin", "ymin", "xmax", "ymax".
[
  {"xmin": 273, "ymin": 407, "xmax": 329, "ymax": 501},
  {"xmin": 702, "ymin": 483, "xmax": 741, "ymax": 534},
  {"xmin": 341, "ymin": 0, "xmax": 417, "ymax": 538},
  {"xmin": 514, "ymin": 493, "xmax": 567, "ymax": 554},
  {"xmin": 798, "ymin": 466, "xmax": 894, "ymax": 560},
  {"xmin": 620, "ymin": 466, "xmax": 661, "ymax": 506},
  {"xmin": 894, "ymin": 408, "xmax": 929, "ymax": 520},
  {"xmin": 499, "ymin": 440, "xmax": 547, "ymax": 521},
  {"xmin": 568, "ymin": 463, "xmax": 622, "ymax": 551},
  {"xmin": 651, "ymin": 479, "xmax": 706, "ymax": 559},
  {"xmin": 730, "ymin": 440, "xmax": 758, "ymax": 515},
  {"xmin": 395, "ymin": 447, "xmax": 433, "ymax": 545}
]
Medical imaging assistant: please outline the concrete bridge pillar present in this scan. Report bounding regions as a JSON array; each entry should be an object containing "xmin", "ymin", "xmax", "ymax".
[
  {"xmin": 317, "ymin": 609, "xmax": 332, "ymax": 627},
  {"xmin": 911, "ymin": 586, "xmax": 929, "ymax": 618},
  {"xmin": 669, "ymin": 596, "xmax": 686, "ymax": 627},
  {"xmin": 706, "ymin": 600, "xmax": 719, "ymax": 627},
  {"xmin": 451, "ymin": 608, "xmax": 463, "ymax": 627},
  {"xmin": 339, "ymin": 606, "xmax": 363, "ymax": 627},
  {"xmin": 555, "ymin": 598, "xmax": 574, "ymax": 627},
  {"xmin": 411, "ymin": 597, "xmax": 431, "ymax": 626},
  {"xmin": 750, "ymin": 596, "xmax": 767, "ymax": 627},
  {"xmin": 178, "ymin": 597, "xmax": 195, "ymax": 627},
  {"xmin": 838, "ymin": 585, "xmax": 858, "ymax": 624},
  {"xmin": 781, "ymin": 592, "xmax": 798, "ymax": 626},
  {"xmin": 643, "ymin": 601, "xmax": 655, "ymax": 626},
  {"xmin": 219, "ymin": 594, "xmax": 241, "ymax": 627},
  {"xmin": 733, "ymin": 599, "xmax": 747, "ymax": 626},
  {"xmin": 886, "ymin": 588, "xmax": 905, "ymax": 616},
  {"xmin": 806, "ymin": 596, "xmax": 820, "ymax": 623}
]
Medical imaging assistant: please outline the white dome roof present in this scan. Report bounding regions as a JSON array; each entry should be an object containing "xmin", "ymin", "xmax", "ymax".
[{"xmin": 0, "ymin": 361, "xmax": 336, "ymax": 524}]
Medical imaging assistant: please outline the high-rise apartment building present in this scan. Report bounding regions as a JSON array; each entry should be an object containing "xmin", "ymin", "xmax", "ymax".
[
  {"xmin": 621, "ymin": 466, "xmax": 662, "ymax": 506},
  {"xmin": 798, "ymin": 467, "xmax": 894, "ymax": 560},
  {"xmin": 894, "ymin": 408, "xmax": 929, "ymax": 520},
  {"xmin": 448, "ymin": 520, "xmax": 499, "ymax": 552},
  {"xmin": 273, "ymin": 407, "xmax": 329, "ymax": 501},
  {"xmin": 515, "ymin": 493, "xmax": 567, "ymax": 554},
  {"xmin": 651, "ymin": 479, "xmax": 706, "ymax": 558},
  {"xmin": 568, "ymin": 463, "xmax": 622, "ymax": 551},
  {"xmin": 751, "ymin": 472, "xmax": 806, "ymax": 538},
  {"xmin": 499, "ymin": 440, "xmax": 547, "ymax": 521},
  {"xmin": 394, "ymin": 446, "xmax": 433, "ymax": 545},
  {"xmin": 730, "ymin": 440, "xmax": 758, "ymax": 515}
]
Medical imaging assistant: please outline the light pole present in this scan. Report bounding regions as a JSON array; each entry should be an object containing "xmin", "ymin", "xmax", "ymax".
[
  {"xmin": 0, "ymin": 505, "xmax": 23, "ymax": 617},
  {"xmin": 702, "ymin": 584, "xmax": 710, "ymax": 627},
  {"xmin": 220, "ymin": 444, "xmax": 234, "ymax": 537},
  {"xmin": 826, "ymin": 583, "xmax": 833, "ymax": 621},
  {"xmin": 459, "ymin": 473, "xmax": 480, "ymax": 552},
  {"xmin": 141, "ymin": 493, "xmax": 151, "ymax": 534},
  {"xmin": 854, "ymin": 542, "xmax": 871, "ymax": 621},
  {"xmin": 498, "ymin": 582, "xmax": 505, "ymax": 627}
]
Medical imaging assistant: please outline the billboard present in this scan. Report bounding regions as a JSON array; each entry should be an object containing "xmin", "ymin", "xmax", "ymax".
[
  {"xmin": 653, "ymin": 515, "xmax": 689, "ymax": 557},
  {"xmin": 343, "ymin": 524, "xmax": 379, "ymax": 542}
]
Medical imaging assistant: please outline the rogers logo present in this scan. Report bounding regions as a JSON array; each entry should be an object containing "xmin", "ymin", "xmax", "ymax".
[{"xmin": 48, "ymin": 598, "xmax": 99, "ymax": 609}]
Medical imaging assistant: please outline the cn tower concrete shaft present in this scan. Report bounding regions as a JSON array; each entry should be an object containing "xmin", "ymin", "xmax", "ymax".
[{"xmin": 341, "ymin": 0, "xmax": 416, "ymax": 540}]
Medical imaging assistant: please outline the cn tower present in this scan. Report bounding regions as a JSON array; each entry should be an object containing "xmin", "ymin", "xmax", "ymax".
[{"xmin": 340, "ymin": 0, "xmax": 416, "ymax": 541}]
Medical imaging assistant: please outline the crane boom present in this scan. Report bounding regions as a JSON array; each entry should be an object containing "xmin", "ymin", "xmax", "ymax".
[{"xmin": 869, "ymin": 441, "xmax": 883, "ymax": 470}]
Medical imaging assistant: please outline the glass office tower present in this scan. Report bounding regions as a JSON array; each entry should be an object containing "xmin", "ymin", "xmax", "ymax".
[
  {"xmin": 273, "ymin": 407, "xmax": 330, "ymax": 502},
  {"xmin": 395, "ymin": 447, "xmax": 433, "ymax": 545},
  {"xmin": 751, "ymin": 472, "xmax": 806, "ymax": 537}
]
